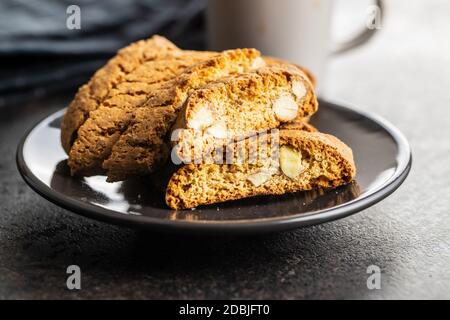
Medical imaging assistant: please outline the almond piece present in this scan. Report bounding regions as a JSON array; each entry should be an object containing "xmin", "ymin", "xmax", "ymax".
[
  {"xmin": 272, "ymin": 95, "xmax": 298, "ymax": 121},
  {"xmin": 247, "ymin": 170, "xmax": 272, "ymax": 187},
  {"xmin": 187, "ymin": 105, "xmax": 214, "ymax": 130},
  {"xmin": 292, "ymin": 80, "xmax": 306, "ymax": 101},
  {"xmin": 206, "ymin": 121, "xmax": 228, "ymax": 139},
  {"xmin": 279, "ymin": 145, "xmax": 304, "ymax": 180},
  {"xmin": 251, "ymin": 56, "xmax": 266, "ymax": 69}
]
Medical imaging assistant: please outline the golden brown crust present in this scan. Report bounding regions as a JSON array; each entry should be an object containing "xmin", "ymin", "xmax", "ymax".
[
  {"xmin": 61, "ymin": 35, "xmax": 181, "ymax": 154},
  {"xmin": 263, "ymin": 56, "xmax": 317, "ymax": 88},
  {"xmin": 100, "ymin": 106, "xmax": 176, "ymax": 181},
  {"xmin": 165, "ymin": 130, "xmax": 356, "ymax": 209},
  {"xmin": 66, "ymin": 50, "xmax": 215, "ymax": 177},
  {"xmin": 280, "ymin": 119, "xmax": 316, "ymax": 132}
]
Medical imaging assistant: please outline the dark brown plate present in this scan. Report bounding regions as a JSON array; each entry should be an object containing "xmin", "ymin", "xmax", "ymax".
[{"xmin": 16, "ymin": 99, "xmax": 411, "ymax": 235}]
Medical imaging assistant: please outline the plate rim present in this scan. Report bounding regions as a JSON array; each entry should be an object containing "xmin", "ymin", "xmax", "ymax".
[{"xmin": 16, "ymin": 99, "xmax": 412, "ymax": 234}]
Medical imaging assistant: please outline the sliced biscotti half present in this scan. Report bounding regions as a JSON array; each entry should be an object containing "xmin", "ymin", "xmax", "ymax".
[
  {"xmin": 61, "ymin": 35, "xmax": 183, "ymax": 154},
  {"xmin": 171, "ymin": 65, "xmax": 317, "ymax": 163},
  {"xmin": 165, "ymin": 130, "xmax": 356, "ymax": 209},
  {"xmin": 66, "ymin": 49, "xmax": 216, "ymax": 176},
  {"xmin": 100, "ymin": 48, "xmax": 263, "ymax": 181},
  {"xmin": 172, "ymin": 119, "xmax": 317, "ymax": 168}
]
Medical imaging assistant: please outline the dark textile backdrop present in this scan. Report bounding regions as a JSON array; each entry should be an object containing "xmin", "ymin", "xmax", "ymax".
[{"xmin": 0, "ymin": 0, "xmax": 205, "ymax": 108}]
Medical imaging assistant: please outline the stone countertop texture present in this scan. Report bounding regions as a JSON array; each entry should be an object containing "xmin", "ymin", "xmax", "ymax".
[{"xmin": 0, "ymin": 0, "xmax": 449, "ymax": 299}]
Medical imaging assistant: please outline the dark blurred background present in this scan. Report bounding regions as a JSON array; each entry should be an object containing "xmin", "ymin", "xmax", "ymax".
[{"xmin": 0, "ymin": 0, "xmax": 206, "ymax": 108}]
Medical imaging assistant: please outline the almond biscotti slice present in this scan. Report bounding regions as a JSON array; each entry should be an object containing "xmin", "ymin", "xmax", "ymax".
[
  {"xmin": 165, "ymin": 130, "xmax": 356, "ymax": 210},
  {"xmin": 171, "ymin": 65, "xmax": 318, "ymax": 163},
  {"xmin": 66, "ymin": 49, "xmax": 215, "ymax": 176},
  {"xmin": 61, "ymin": 35, "xmax": 183, "ymax": 154},
  {"xmin": 172, "ymin": 119, "xmax": 317, "ymax": 168}
]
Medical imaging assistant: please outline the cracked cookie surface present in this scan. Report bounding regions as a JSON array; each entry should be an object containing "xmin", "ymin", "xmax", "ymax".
[{"xmin": 61, "ymin": 35, "xmax": 182, "ymax": 154}]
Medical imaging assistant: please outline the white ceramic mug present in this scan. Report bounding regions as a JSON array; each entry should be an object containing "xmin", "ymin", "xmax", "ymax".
[{"xmin": 207, "ymin": 0, "xmax": 383, "ymax": 91}]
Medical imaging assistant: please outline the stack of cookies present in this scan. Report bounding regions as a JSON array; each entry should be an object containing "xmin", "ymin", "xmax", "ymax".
[{"xmin": 61, "ymin": 35, "xmax": 356, "ymax": 210}]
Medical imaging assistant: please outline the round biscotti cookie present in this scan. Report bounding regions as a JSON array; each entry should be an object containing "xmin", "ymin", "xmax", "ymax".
[{"xmin": 165, "ymin": 130, "xmax": 356, "ymax": 210}]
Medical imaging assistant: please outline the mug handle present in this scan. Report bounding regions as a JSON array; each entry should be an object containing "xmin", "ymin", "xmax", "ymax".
[{"xmin": 331, "ymin": 0, "xmax": 383, "ymax": 55}]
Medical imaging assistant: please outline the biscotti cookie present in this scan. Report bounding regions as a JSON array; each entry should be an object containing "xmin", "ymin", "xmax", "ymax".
[
  {"xmin": 100, "ymin": 48, "xmax": 263, "ymax": 181},
  {"xmin": 172, "ymin": 118, "xmax": 317, "ymax": 169},
  {"xmin": 171, "ymin": 65, "xmax": 318, "ymax": 163},
  {"xmin": 66, "ymin": 49, "xmax": 216, "ymax": 176},
  {"xmin": 61, "ymin": 35, "xmax": 182, "ymax": 154},
  {"xmin": 165, "ymin": 130, "xmax": 356, "ymax": 209}
]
